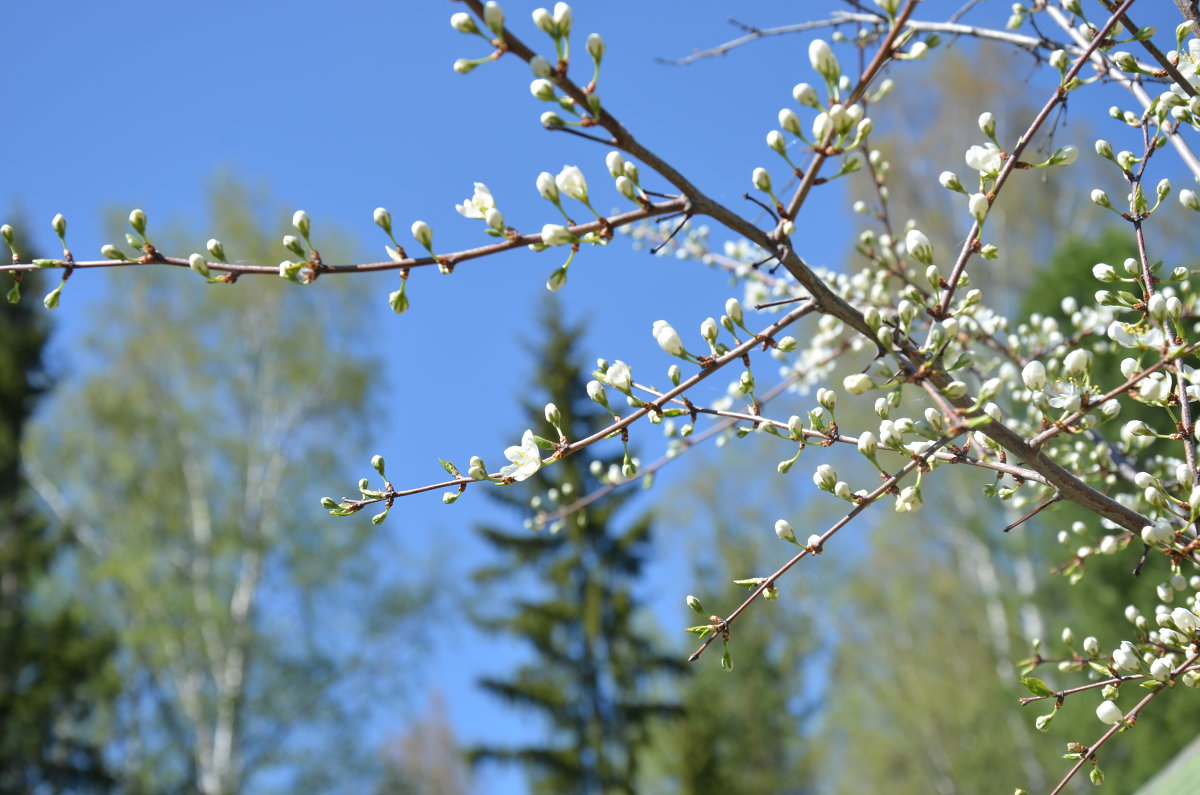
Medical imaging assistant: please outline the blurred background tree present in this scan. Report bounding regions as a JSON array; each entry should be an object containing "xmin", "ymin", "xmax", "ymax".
[
  {"xmin": 0, "ymin": 224, "xmax": 119, "ymax": 794},
  {"xmin": 25, "ymin": 179, "xmax": 432, "ymax": 794},
  {"xmin": 469, "ymin": 301, "xmax": 685, "ymax": 794}
]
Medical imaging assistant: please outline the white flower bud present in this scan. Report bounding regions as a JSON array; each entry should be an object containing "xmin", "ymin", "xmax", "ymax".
[
  {"xmin": 775, "ymin": 519, "xmax": 797, "ymax": 543},
  {"xmin": 587, "ymin": 33, "xmax": 605, "ymax": 61},
  {"xmin": 537, "ymin": 171, "xmax": 559, "ymax": 201},
  {"xmin": 552, "ymin": 2, "xmax": 571, "ymax": 36},
  {"xmin": 411, "ymin": 220, "xmax": 433, "ymax": 248},
  {"xmin": 605, "ymin": 151, "xmax": 625, "ymax": 178},
  {"xmin": 813, "ymin": 464, "xmax": 837, "ymax": 491},
  {"xmin": 978, "ymin": 111, "xmax": 996, "ymax": 137},
  {"xmin": 540, "ymin": 223, "xmax": 573, "ymax": 247},
  {"xmin": 1062, "ymin": 349, "xmax": 1091, "ymax": 376},
  {"xmin": 1150, "ymin": 658, "xmax": 1172, "ymax": 681},
  {"xmin": 483, "ymin": 1, "xmax": 504, "ymax": 31},
  {"xmin": 1096, "ymin": 700, "xmax": 1124, "ymax": 725},
  {"xmin": 809, "ymin": 39, "xmax": 840, "ymax": 80},
  {"xmin": 843, "ymin": 373, "xmax": 874, "ymax": 394},
  {"xmin": 586, "ymin": 380, "xmax": 608, "ymax": 407},
  {"xmin": 725, "ymin": 297, "xmax": 743, "ymax": 325},
  {"xmin": 939, "ymin": 171, "xmax": 962, "ymax": 191},
  {"xmin": 373, "ymin": 207, "xmax": 392, "ymax": 234},
  {"xmin": 766, "ymin": 130, "xmax": 786, "ymax": 153},
  {"xmin": 968, "ymin": 192, "xmax": 989, "ymax": 222},
  {"xmin": 1091, "ymin": 189, "xmax": 1112, "ymax": 208},
  {"xmin": 291, "ymin": 209, "xmax": 309, "ymax": 238},
  {"xmin": 1095, "ymin": 139, "xmax": 1112, "ymax": 158},
  {"xmin": 532, "ymin": 7, "xmax": 554, "ymax": 33},
  {"xmin": 752, "ymin": 167, "xmax": 772, "ymax": 192},
  {"xmin": 530, "ymin": 79, "xmax": 556, "ymax": 101},
  {"xmin": 778, "ymin": 108, "xmax": 801, "ymax": 135},
  {"xmin": 652, "ymin": 320, "xmax": 684, "ymax": 357},
  {"xmin": 792, "ymin": 82, "xmax": 818, "ymax": 107},
  {"xmin": 858, "ymin": 431, "xmax": 878, "ymax": 458},
  {"xmin": 450, "ymin": 12, "xmax": 478, "ymax": 33},
  {"xmin": 1142, "ymin": 519, "xmax": 1175, "ymax": 546},
  {"xmin": 905, "ymin": 228, "xmax": 933, "ymax": 265},
  {"xmin": 129, "ymin": 208, "xmax": 147, "ymax": 236},
  {"xmin": 188, "ymin": 252, "xmax": 210, "ymax": 278},
  {"xmin": 1180, "ymin": 189, "xmax": 1200, "ymax": 211},
  {"xmin": 615, "ymin": 176, "xmax": 636, "ymax": 200},
  {"xmin": 452, "ymin": 59, "xmax": 476, "ymax": 74},
  {"xmin": 1022, "ymin": 360, "xmax": 1047, "ymax": 391},
  {"xmin": 530, "ymin": 55, "xmax": 552, "ymax": 77}
]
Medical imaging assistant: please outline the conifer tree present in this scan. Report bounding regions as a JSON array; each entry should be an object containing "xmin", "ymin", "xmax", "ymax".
[{"xmin": 469, "ymin": 301, "xmax": 684, "ymax": 794}]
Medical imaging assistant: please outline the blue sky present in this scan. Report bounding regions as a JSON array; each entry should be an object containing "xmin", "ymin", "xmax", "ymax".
[{"xmin": 8, "ymin": 1, "xmax": 1176, "ymax": 792}]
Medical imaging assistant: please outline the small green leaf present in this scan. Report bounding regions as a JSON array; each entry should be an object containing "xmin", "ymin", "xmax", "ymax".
[
  {"xmin": 5, "ymin": 281, "xmax": 19, "ymax": 304},
  {"xmin": 1021, "ymin": 677, "xmax": 1056, "ymax": 698},
  {"xmin": 1035, "ymin": 711, "xmax": 1055, "ymax": 732},
  {"xmin": 721, "ymin": 642, "xmax": 733, "ymax": 671},
  {"xmin": 371, "ymin": 509, "xmax": 388, "ymax": 525},
  {"xmin": 439, "ymin": 458, "xmax": 461, "ymax": 477},
  {"xmin": 1089, "ymin": 766, "xmax": 1104, "ymax": 786},
  {"xmin": 32, "ymin": 258, "xmax": 58, "ymax": 268}
]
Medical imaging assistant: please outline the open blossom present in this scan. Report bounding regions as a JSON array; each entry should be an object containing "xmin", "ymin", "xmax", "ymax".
[
  {"xmin": 455, "ymin": 182, "xmax": 496, "ymax": 219},
  {"xmin": 965, "ymin": 142, "xmax": 1003, "ymax": 175},
  {"xmin": 604, "ymin": 360, "xmax": 632, "ymax": 392},
  {"xmin": 500, "ymin": 430, "xmax": 542, "ymax": 482},
  {"xmin": 555, "ymin": 165, "xmax": 589, "ymax": 202}
]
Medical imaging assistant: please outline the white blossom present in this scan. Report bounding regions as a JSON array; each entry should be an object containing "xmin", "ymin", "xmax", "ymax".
[{"xmin": 500, "ymin": 430, "xmax": 543, "ymax": 482}]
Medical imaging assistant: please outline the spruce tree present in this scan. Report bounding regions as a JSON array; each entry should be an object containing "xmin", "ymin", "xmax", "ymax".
[{"xmin": 470, "ymin": 301, "xmax": 683, "ymax": 793}]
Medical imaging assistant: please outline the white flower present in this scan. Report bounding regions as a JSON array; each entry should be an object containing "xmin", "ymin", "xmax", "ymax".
[
  {"xmin": 1046, "ymin": 381, "xmax": 1082, "ymax": 412},
  {"xmin": 652, "ymin": 320, "xmax": 684, "ymax": 356},
  {"xmin": 555, "ymin": 165, "xmax": 588, "ymax": 202},
  {"xmin": 895, "ymin": 486, "xmax": 922, "ymax": 513},
  {"xmin": 1062, "ymin": 349, "xmax": 1091, "ymax": 376},
  {"xmin": 499, "ymin": 430, "xmax": 543, "ymax": 482},
  {"xmin": 968, "ymin": 192, "xmax": 989, "ymax": 222},
  {"xmin": 905, "ymin": 228, "xmax": 933, "ymax": 264},
  {"xmin": 844, "ymin": 373, "xmax": 874, "ymax": 394},
  {"xmin": 605, "ymin": 360, "xmax": 632, "ymax": 392},
  {"xmin": 1140, "ymin": 375, "xmax": 1171, "ymax": 404},
  {"xmin": 1096, "ymin": 700, "xmax": 1124, "ymax": 725},
  {"xmin": 540, "ymin": 223, "xmax": 574, "ymax": 247},
  {"xmin": 1108, "ymin": 321, "xmax": 1165, "ymax": 349},
  {"xmin": 1113, "ymin": 641, "xmax": 1141, "ymax": 671},
  {"xmin": 1022, "ymin": 360, "xmax": 1047, "ymax": 391},
  {"xmin": 965, "ymin": 142, "xmax": 1003, "ymax": 175},
  {"xmin": 411, "ymin": 220, "xmax": 433, "ymax": 248},
  {"xmin": 808, "ymin": 39, "xmax": 840, "ymax": 79},
  {"xmin": 536, "ymin": 171, "xmax": 559, "ymax": 201},
  {"xmin": 455, "ymin": 182, "xmax": 496, "ymax": 219},
  {"xmin": 450, "ymin": 12, "xmax": 477, "ymax": 33}
]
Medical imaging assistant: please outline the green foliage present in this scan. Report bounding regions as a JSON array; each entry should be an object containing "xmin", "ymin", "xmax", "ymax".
[
  {"xmin": 468, "ymin": 300, "xmax": 684, "ymax": 793},
  {"xmin": 26, "ymin": 179, "xmax": 426, "ymax": 792},
  {"xmin": 0, "ymin": 227, "xmax": 118, "ymax": 793},
  {"xmin": 647, "ymin": 449, "xmax": 815, "ymax": 795}
]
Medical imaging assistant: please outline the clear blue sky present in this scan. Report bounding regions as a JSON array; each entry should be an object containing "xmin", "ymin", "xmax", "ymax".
[{"xmin": 7, "ymin": 1, "xmax": 1154, "ymax": 791}]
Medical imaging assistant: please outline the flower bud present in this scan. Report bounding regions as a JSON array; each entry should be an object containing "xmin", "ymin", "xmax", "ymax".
[
  {"xmin": 752, "ymin": 167, "xmax": 772, "ymax": 192},
  {"xmin": 450, "ymin": 12, "xmax": 478, "ymax": 33},
  {"xmin": 1142, "ymin": 519, "xmax": 1175, "ymax": 546},
  {"xmin": 615, "ymin": 176, "xmax": 636, "ymax": 200},
  {"xmin": 1096, "ymin": 700, "xmax": 1124, "ymax": 725},
  {"xmin": 129, "ymin": 208, "xmax": 147, "ymax": 236},
  {"xmin": 530, "ymin": 55, "xmax": 552, "ymax": 77},
  {"xmin": 409, "ymin": 220, "xmax": 434, "ymax": 250},
  {"xmin": 484, "ymin": 1, "xmax": 504, "ymax": 31},
  {"xmin": 775, "ymin": 519, "xmax": 797, "ymax": 544},
  {"xmin": 532, "ymin": 7, "xmax": 554, "ymax": 33},
  {"xmin": 188, "ymin": 252, "xmax": 210, "ymax": 278},
  {"xmin": 905, "ymin": 228, "xmax": 933, "ymax": 265},
  {"xmin": 686, "ymin": 594, "xmax": 705, "ymax": 614},
  {"xmin": 792, "ymin": 82, "xmax": 818, "ymax": 107},
  {"xmin": 1180, "ymin": 189, "xmax": 1200, "ymax": 211},
  {"xmin": 605, "ymin": 150, "xmax": 625, "ymax": 178},
  {"xmin": 452, "ymin": 59, "xmax": 476, "ymax": 74},
  {"xmin": 939, "ymin": 170, "xmax": 963, "ymax": 192},
  {"xmin": 552, "ymin": 2, "xmax": 571, "ymax": 36},
  {"xmin": 1049, "ymin": 145, "xmax": 1078, "ymax": 166},
  {"xmin": 544, "ymin": 402, "xmax": 562, "ymax": 427},
  {"xmin": 968, "ymin": 192, "xmax": 989, "ymax": 222},
  {"xmin": 978, "ymin": 111, "xmax": 996, "ymax": 137},
  {"xmin": 1091, "ymin": 189, "xmax": 1111, "ymax": 208},
  {"xmin": 586, "ymin": 380, "xmax": 609, "ymax": 408},
  {"xmin": 204, "ymin": 238, "xmax": 226, "ymax": 262},
  {"xmin": 1095, "ymin": 139, "xmax": 1113, "ymax": 158},
  {"xmin": 530, "ymin": 78, "xmax": 557, "ymax": 101},
  {"xmin": 778, "ymin": 108, "xmax": 801, "ymax": 135},
  {"xmin": 540, "ymin": 223, "xmax": 574, "ymax": 247},
  {"xmin": 101, "ymin": 244, "xmax": 125, "ymax": 260},
  {"xmin": 813, "ymin": 464, "xmax": 837, "ymax": 491},
  {"xmin": 587, "ymin": 33, "xmax": 605, "ymax": 61},
  {"xmin": 843, "ymin": 373, "xmax": 874, "ymax": 394},
  {"xmin": 1062, "ymin": 349, "xmax": 1091, "ymax": 376},
  {"xmin": 373, "ymin": 207, "xmax": 392, "ymax": 234},
  {"xmin": 1022, "ymin": 360, "xmax": 1047, "ymax": 391},
  {"xmin": 809, "ymin": 39, "xmax": 840, "ymax": 80},
  {"xmin": 51, "ymin": 213, "xmax": 67, "ymax": 238},
  {"xmin": 292, "ymin": 209, "xmax": 309, "ymax": 238},
  {"xmin": 652, "ymin": 320, "xmax": 684, "ymax": 357},
  {"xmin": 858, "ymin": 431, "xmax": 878, "ymax": 458}
]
